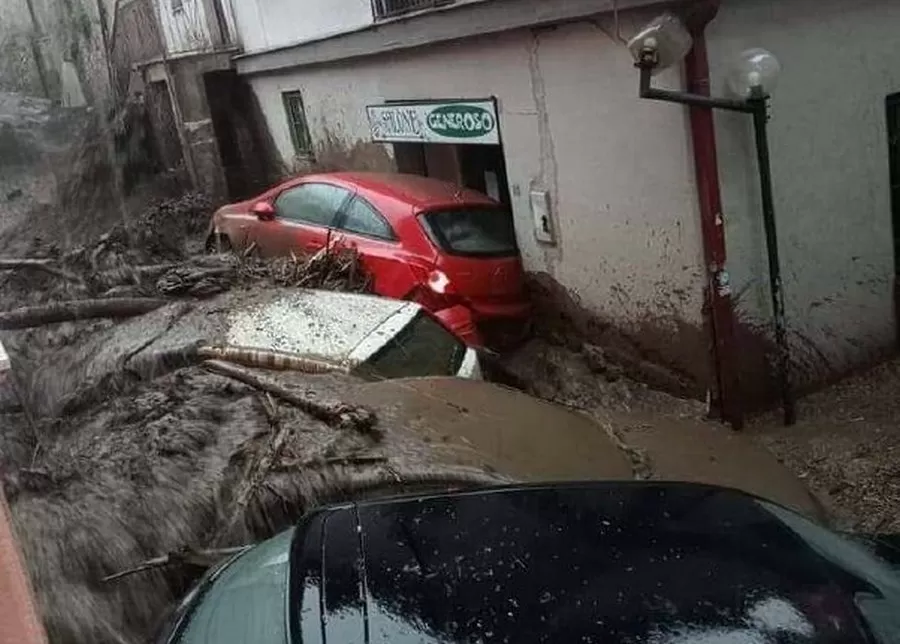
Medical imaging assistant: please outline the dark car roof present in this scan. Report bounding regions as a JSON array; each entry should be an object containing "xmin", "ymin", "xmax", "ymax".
[
  {"xmin": 291, "ymin": 482, "xmax": 894, "ymax": 644},
  {"xmin": 307, "ymin": 171, "xmax": 499, "ymax": 210}
]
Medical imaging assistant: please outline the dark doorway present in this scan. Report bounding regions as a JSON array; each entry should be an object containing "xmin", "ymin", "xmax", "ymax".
[
  {"xmin": 204, "ymin": 70, "xmax": 274, "ymax": 200},
  {"xmin": 393, "ymin": 142, "xmax": 512, "ymax": 210},
  {"xmin": 394, "ymin": 143, "xmax": 426, "ymax": 176},
  {"xmin": 458, "ymin": 144, "xmax": 512, "ymax": 210},
  {"xmin": 145, "ymin": 80, "xmax": 183, "ymax": 171},
  {"xmin": 886, "ymin": 93, "xmax": 900, "ymax": 344}
]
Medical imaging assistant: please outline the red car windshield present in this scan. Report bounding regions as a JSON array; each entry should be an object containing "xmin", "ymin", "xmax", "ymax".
[{"xmin": 420, "ymin": 207, "xmax": 518, "ymax": 258}]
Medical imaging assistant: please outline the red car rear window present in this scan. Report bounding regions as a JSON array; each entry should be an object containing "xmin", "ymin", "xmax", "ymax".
[{"xmin": 420, "ymin": 208, "xmax": 518, "ymax": 258}]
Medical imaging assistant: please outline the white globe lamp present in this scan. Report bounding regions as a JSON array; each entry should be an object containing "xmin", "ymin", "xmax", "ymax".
[{"xmin": 727, "ymin": 48, "xmax": 781, "ymax": 99}]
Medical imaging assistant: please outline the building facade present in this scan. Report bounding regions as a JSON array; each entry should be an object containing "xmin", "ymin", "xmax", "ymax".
[
  {"xmin": 225, "ymin": 0, "xmax": 896, "ymax": 415},
  {"xmin": 708, "ymin": 0, "xmax": 899, "ymax": 399},
  {"xmin": 111, "ymin": 0, "xmax": 273, "ymax": 200}
]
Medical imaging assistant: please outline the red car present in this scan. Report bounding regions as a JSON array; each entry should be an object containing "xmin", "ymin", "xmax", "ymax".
[{"xmin": 207, "ymin": 172, "xmax": 529, "ymax": 346}]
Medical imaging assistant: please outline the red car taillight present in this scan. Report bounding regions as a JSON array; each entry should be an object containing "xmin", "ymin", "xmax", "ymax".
[
  {"xmin": 409, "ymin": 270, "xmax": 466, "ymax": 311},
  {"xmin": 427, "ymin": 270, "xmax": 453, "ymax": 295}
]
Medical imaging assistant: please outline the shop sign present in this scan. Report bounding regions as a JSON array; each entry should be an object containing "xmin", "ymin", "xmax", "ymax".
[{"xmin": 367, "ymin": 100, "xmax": 499, "ymax": 145}]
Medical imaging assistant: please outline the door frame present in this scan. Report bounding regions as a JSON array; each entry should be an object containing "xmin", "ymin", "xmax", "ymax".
[{"xmin": 885, "ymin": 93, "xmax": 900, "ymax": 344}]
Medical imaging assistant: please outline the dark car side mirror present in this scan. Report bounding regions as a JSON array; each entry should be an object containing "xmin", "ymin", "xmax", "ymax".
[{"xmin": 252, "ymin": 201, "xmax": 275, "ymax": 221}]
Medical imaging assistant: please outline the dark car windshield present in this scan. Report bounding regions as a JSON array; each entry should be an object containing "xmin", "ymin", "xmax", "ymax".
[
  {"xmin": 160, "ymin": 484, "xmax": 900, "ymax": 644},
  {"xmin": 354, "ymin": 311, "xmax": 466, "ymax": 380},
  {"xmin": 420, "ymin": 207, "xmax": 518, "ymax": 257},
  {"xmin": 345, "ymin": 484, "xmax": 900, "ymax": 644}
]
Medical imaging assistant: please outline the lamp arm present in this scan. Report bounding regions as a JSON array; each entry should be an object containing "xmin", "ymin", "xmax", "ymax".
[{"xmin": 637, "ymin": 55, "xmax": 755, "ymax": 114}]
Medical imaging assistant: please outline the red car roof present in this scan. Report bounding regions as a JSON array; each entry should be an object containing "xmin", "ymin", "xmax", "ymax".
[{"xmin": 305, "ymin": 172, "xmax": 499, "ymax": 211}]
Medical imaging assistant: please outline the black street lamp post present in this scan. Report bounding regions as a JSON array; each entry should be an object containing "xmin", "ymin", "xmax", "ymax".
[{"xmin": 633, "ymin": 29, "xmax": 796, "ymax": 427}]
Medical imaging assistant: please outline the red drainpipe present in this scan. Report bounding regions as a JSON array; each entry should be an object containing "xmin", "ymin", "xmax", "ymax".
[{"xmin": 682, "ymin": 0, "xmax": 743, "ymax": 429}]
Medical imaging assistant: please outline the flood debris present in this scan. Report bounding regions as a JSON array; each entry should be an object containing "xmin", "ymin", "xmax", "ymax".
[
  {"xmin": 500, "ymin": 338, "xmax": 706, "ymax": 420},
  {"xmin": 201, "ymin": 360, "xmax": 378, "ymax": 432},
  {"xmin": 0, "ymin": 297, "xmax": 169, "ymax": 330},
  {"xmin": 0, "ymin": 198, "xmax": 372, "ymax": 310},
  {"xmin": 101, "ymin": 546, "xmax": 250, "ymax": 584},
  {"xmin": 2, "ymin": 362, "xmax": 511, "ymax": 644},
  {"xmin": 0, "ymin": 186, "xmax": 509, "ymax": 644},
  {"xmin": 751, "ymin": 357, "xmax": 900, "ymax": 534}
]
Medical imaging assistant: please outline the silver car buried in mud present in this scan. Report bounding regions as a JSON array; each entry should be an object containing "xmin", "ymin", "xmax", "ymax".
[
  {"xmin": 221, "ymin": 289, "xmax": 482, "ymax": 380},
  {"xmin": 16, "ymin": 289, "xmax": 481, "ymax": 418}
]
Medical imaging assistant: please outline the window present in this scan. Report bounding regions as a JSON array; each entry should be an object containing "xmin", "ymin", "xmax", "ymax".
[
  {"xmin": 339, "ymin": 197, "xmax": 396, "ymax": 240},
  {"xmin": 421, "ymin": 207, "xmax": 518, "ymax": 257},
  {"xmin": 171, "ymin": 0, "xmax": 184, "ymax": 14},
  {"xmin": 275, "ymin": 183, "xmax": 350, "ymax": 227},
  {"xmin": 372, "ymin": 0, "xmax": 455, "ymax": 19},
  {"xmin": 282, "ymin": 91, "xmax": 313, "ymax": 157},
  {"xmin": 355, "ymin": 312, "xmax": 465, "ymax": 380}
]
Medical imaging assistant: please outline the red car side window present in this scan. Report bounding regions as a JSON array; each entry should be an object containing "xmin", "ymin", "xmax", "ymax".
[
  {"xmin": 275, "ymin": 183, "xmax": 350, "ymax": 227},
  {"xmin": 339, "ymin": 197, "xmax": 396, "ymax": 241}
]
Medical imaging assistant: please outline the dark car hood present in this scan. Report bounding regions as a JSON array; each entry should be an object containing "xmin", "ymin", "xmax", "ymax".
[{"xmin": 293, "ymin": 483, "xmax": 900, "ymax": 644}]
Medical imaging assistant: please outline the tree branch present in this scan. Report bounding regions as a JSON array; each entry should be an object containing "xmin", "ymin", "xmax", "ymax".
[
  {"xmin": 201, "ymin": 360, "xmax": 377, "ymax": 432},
  {"xmin": 0, "ymin": 258, "xmax": 80, "ymax": 281},
  {"xmin": 0, "ymin": 298, "xmax": 169, "ymax": 330},
  {"xmin": 101, "ymin": 546, "xmax": 249, "ymax": 583}
]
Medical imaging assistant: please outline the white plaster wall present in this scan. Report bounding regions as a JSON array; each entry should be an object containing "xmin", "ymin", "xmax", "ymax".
[
  {"xmin": 157, "ymin": 0, "xmax": 211, "ymax": 53},
  {"xmin": 232, "ymin": 0, "xmax": 373, "ymax": 53},
  {"xmin": 708, "ymin": 0, "xmax": 899, "ymax": 376},
  {"xmin": 246, "ymin": 22, "xmax": 706, "ymax": 335}
]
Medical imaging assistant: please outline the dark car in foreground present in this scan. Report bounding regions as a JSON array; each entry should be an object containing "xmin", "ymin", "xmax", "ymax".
[{"xmin": 158, "ymin": 482, "xmax": 900, "ymax": 644}]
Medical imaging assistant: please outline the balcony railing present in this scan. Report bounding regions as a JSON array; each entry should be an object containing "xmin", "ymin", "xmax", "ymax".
[{"xmin": 372, "ymin": 0, "xmax": 456, "ymax": 20}]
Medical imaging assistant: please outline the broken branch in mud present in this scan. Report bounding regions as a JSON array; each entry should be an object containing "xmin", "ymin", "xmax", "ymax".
[
  {"xmin": 201, "ymin": 360, "xmax": 378, "ymax": 433},
  {"xmin": 197, "ymin": 345, "xmax": 347, "ymax": 374},
  {"xmin": 215, "ymin": 394, "xmax": 291, "ymax": 546},
  {"xmin": 0, "ymin": 258, "xmax": 80, "ymax": 281},
  {"xmin": 0, "ymin": 297, "xmax": 169, "ymax": 330},
  {"xmin": 0, "ymin": 258, "xmax": 55, "ymax": 270},
  {"xmin": 93, "ymin": 262, "xmax": 182, "ymax": 287},
  {"xmin": 101, "ymin": 546, "xmax": 249, "ymax": 584},
  {"xmin": 276, "ymin": 454, "xmax": 388, "ymax": 472}
]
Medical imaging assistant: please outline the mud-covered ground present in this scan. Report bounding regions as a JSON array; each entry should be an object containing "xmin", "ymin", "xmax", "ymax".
[
  {"xmin": 502, "ymin": 337, "xmax": 900, "ymax": 534},
  {"xmin": 751, "ymin": 359, "xmax": 900, "ymax": 534}
]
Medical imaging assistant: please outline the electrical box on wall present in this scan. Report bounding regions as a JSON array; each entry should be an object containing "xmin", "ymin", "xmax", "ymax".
[{"xmin": 530, "ymin": 190, "xmax": 555, "ymax": 244}]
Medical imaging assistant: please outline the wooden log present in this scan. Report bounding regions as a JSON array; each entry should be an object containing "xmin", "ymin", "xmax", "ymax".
[{"xmin": 0, "ymin": 298, "xmax": 169, "ymax": 330}]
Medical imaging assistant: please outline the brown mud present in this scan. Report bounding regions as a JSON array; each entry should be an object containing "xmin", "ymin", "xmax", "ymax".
[
  {"xmin": 523, "ymin": 271, "xmax": 710, "ymax": 399},
  {"xmin": 3, "ymin": 363, "xmax": 509, "ymax": 644}
]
